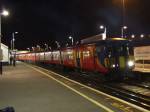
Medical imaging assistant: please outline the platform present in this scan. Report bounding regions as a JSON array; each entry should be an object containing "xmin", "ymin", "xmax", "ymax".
[{"xmin": 0, "ymin": 62, "xmax": 148, "ymax": 112}]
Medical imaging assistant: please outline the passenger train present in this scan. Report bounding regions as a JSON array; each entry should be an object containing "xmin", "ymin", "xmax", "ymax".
[{"xmin": 16, "ymin": 37, "xmax": 134, "ymax": 80}]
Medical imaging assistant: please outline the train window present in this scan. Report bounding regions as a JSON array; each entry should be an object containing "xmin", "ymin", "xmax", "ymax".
[
  {"xmin": 135, "ymin": 60, "xmax": 150, "ymax": 64},
  {"xmin": 53, "ymin": 53, "xmax": 60, "ymax": 60},
  {"xmin": 83, "ymin": 51, "xmax": 90, "ymax": 57},
  {"xmin": 69, "ymin": 55, "xmax": 73, "ymax": 59},
  {"xmin": 76, "ymin": 51, "xmax": 79, "ymax": 58},
  {"xmin": 112, "ymin": 45, "xmax": 128, "ymax": 56},
  {"xmin": 63, "ymin": 51, "xmax": 73, "ymax": 60}
]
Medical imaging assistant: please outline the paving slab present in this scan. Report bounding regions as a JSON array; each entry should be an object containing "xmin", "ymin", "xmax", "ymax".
[{"xmin": 0, "ymin": 62, "xmax": 105, "ymax": 112}]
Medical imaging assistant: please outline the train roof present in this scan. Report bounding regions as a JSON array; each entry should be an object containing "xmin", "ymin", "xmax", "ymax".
[
  {"xmin": 81, "ymin": 34, "xmax": 128, "ymax": 44},
  {"xmin": 81, "ymin": 38, "xmax": 128, "ymax": 46}
]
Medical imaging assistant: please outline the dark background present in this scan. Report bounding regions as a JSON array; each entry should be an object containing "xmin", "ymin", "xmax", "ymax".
[{"xmin": 1, "ymin": 0, "xmax": 150, "ymax": 50}]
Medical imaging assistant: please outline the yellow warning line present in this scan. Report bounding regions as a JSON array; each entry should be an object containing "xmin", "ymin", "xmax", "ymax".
[
  {"xmin": 25, "ymin": 63, "xmax": 149, "ymax": 112},
  {"xmin": 25, "ymin": 64, "xmax": 114, "ymax": 112}
]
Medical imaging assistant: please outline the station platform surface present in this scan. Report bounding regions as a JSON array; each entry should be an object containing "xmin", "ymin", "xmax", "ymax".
[{"xmin": 0, "ymin": 62, "xmax": 148, "ymax": 112}]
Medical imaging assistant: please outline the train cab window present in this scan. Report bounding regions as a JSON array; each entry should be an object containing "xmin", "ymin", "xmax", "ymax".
[
  {"xmin": 63, "ymin": 51, "xmax": 73, "ymax": 60},
  {"xmin": 117, "ymin": 46, "xmax": 126, "ymax": 56},
  {"xmin": 96, "ymin": 46, "xmax": 102, "ymax": 52},
  {"xmin": 111, "ymin": 45, "xmax": 128, "ymax": 56},
  {"xmin": 96, "ymin": 46, "xmax": 106, "ymax": 54},
  {"xmin": 96, "ymin": 46, "xmax": 109, "ymax": 57}
]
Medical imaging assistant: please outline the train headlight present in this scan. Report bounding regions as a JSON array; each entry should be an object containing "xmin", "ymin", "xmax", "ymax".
[
  {"xmin": 112, "ymin": 64, "xmax": 115, "ymax": 68},
  {"xmin": 128, "ymin": 61, "xmax": 134, "ymax": 67}
]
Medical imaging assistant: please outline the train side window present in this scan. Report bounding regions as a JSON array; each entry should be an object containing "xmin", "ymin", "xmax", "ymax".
[{"xmin": 83, "ymin": 51, "xmax": 90, "ymax": 57}]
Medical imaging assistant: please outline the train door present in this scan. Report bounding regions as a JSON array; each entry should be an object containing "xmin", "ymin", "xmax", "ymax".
[
  {"xmin": 76, "ymin": 48, "xmax": 80, "ymax": 68},
  {"xmin": 82, "ymin": 45, "xmax": 95, "ymax": 71}
]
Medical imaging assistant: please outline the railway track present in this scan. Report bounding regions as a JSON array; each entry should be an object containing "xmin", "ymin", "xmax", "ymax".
[
  {"xmin": 112, "ymin": 83, "xmax": 150, "ymax": 97},
  {"xmin": 36, "ymin": 64, "xmax": 150, "ymax": 110},
  {"xmin": 124, "ymin": 81, "xmax": 150, "ymax": 90},
  {"xmin": 99, "ymin": 84, "xmax": 150, "ymax": 110},
  {"xmin": 65, "ymin": 73, "xmax": 150, "ymax": 110}
]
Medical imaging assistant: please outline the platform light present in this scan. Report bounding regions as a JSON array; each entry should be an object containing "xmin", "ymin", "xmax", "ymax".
[
  {"xmin": 44, "ymin": 43, "xmax": 48, "ymax": 51},
  {"xmin": 37, "ymin": 45, "xmax": 40, "ymax": 49},
  {"xmin": 11, "ymin": 32, "xmax": 19, "ymax": 50},
  {"xmin": 123, "ymin": 26, "xmax": 127, "ymax": 29},
  {"xmin": 32, "ymin": 47, "xmax": 35, "ymax": 51},
  {"xmin": 140, "ymin": 34, "xmax": 144, "ymax": 38},
  {"xmin": 100, "ymin": 25, "xmax": 104, "ymax": 29},
  {"xmin": 69, "ymin": 36, "xmax": 74, "ymax": 46},
  {"xmin": 27, "ymin": 48, "xmax": 30, "ymax": 51},
  {"xmin": 100, "ymin": 25, "xmax": 107, "ymax": 40},
  {"xmin": 55, "ymin": 41, "xmax": 60, "ymax": 48},
  {"xmin": 121, "ymin": 26, "xmax": 127, "ymax": 38},
  {"xmin": 76, "ymin": 41, "xmax": 79, "ymax": 45},
  {"xmin": 131, "ymin": 34, "xmax": 135, "ymax": 39},
  {"xmin": 1, "ymin": 10, "xmax": 9, "ymax": 16},
  {"xmin": 37, "ymin": 45, "xmax": 40, "ymax": 47},
  {"xmin": 49, "ymin": 46, "xmax": 51, "ymax": 50},
  {"xmin": 0, "ymin": 9, "xmax": 10, "ymax": 74},
  {"xmin": 66, "ymin": 43, "xmax": 68, "ymax": 47}
]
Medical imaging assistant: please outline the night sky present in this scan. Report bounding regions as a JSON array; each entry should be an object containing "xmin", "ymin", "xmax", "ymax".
[{"xmin": 1, "ymin": 0, "xmax": 150, "ymax": 50}]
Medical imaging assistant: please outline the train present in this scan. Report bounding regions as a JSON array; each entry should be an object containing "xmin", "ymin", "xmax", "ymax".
[{"xmin": 16, "ymin": 37, "xmax": 135, "ymax": 80}]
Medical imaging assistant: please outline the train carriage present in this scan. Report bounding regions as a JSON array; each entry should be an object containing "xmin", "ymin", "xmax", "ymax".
[
  {"xmin": 78, "ymin": 44, "xmax": 96, "ymax": 71},
  {"xmin": 16, "ymin": 36, "xmax": 135, "ymax": 80},
  {"xmin": 76, "ymin": 43, "xmax": 109, "ymax": 74}
]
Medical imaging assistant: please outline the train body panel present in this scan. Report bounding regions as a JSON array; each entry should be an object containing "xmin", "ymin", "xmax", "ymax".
[
  {"xmin": 31, "ymin": 53, "xmax": 36, "ymax": 61},
  {"xmin": 61, "ymin": 48, "xmax": 76, "ymax": 68},
  {"xmin": 39, "ymin": 52, "xmax": 45, "ymax": 61},
  {"xmin": 134, "ymin": 46, "xmax": 150, "ymax": 72},
  {"xmin": 51, "ymin": 51, "xmax": 61, "ymax": 65},
  {"xmin": 95, "ymin": 56, "xmax": 109, "ymax": 74},
  {"xmin": 79, "ymin": 44, "xmax": 95, "ymax": 71},
  {"xmin": 44, "ymin": 52, "xmax": 52, "ymax": 63},
  {"xmin": 35, "ymin": 53, "xmax": 40, "ymax": 62}
]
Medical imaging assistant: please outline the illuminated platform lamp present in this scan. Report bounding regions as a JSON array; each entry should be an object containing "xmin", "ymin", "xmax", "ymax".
[
  {"xmin": 121, "ymin": 26, "xmax": 127, "ymax": 38},
  {"xmin": 140, "ymin": 34, "xmax": 144, "ymax": 38},
  {"xmin": 100, "ymin": 25, "xmax": 107, "ymax": 40},
  {"xmin": 69, "ymin": 36, "xmax": 74, "ymax": 45},
  {"xmin": 131, "ymin": 34, "xmax": 135, "ymax": 39}
]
